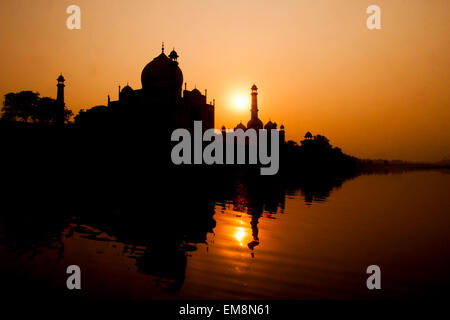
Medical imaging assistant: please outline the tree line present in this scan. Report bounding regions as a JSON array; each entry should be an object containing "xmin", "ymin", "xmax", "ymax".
[{"xmin": 0, "ymin": 91, "xmax": 73, "ymax": 125}]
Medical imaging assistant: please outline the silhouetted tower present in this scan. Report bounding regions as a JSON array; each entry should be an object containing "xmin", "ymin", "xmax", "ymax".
[
  {"xmin": 280, "ymin": 124, "xmax": 285, "ymax": 144},
  {"xmin": 247, "ymin": 84, "xmax": 263, "ymax": 130},
  {"xmin": 251, "ymin": 84, "xmax": 258, "ymax": 121},
  {"xmin": 56, "ymin": 74, "xmax": 65, "ymax": 127}
]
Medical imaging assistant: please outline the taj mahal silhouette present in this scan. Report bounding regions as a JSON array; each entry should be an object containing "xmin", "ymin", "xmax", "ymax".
[{"xmin": 66, "ymin": 43, "xmax": 284, "ymax": 141}]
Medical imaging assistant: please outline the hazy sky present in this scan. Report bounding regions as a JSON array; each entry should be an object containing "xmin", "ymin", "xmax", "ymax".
[{"xmin": 0, "ymin": 0, "xmax": 449, "ymax": 161}]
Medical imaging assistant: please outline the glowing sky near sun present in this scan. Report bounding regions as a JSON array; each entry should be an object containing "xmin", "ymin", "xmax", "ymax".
[{"xmin": 0, "ymin": 0, "xmax": 449, "ymax": 162}]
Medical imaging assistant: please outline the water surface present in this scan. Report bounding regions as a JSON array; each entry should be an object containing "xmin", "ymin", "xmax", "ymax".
[{"xmin": 1, "ymin": 170, "xmax": 449, "ymax": 299}]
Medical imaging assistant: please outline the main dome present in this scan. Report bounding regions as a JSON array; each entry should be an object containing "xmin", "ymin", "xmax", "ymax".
[{"xmin": 141, "ymin": 52, "xmax": 183, "ymax": 91}]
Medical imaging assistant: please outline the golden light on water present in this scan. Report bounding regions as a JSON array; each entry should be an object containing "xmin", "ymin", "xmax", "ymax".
[{"xmin": 233, "ymin": 226, "xmax": 247, "ymax": 246}]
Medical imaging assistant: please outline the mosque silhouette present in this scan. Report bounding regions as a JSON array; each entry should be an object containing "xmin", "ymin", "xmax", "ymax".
[
  {"xmin": 69, "ymin": 43, "xmax": 285, "ymax": 141},
  {"xmin": 106, "ymin": 43, "xmax": 214, "ymax": 132}
]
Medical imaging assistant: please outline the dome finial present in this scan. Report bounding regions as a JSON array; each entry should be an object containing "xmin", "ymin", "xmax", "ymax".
[{"xmin": 162, "ymin": 42, "xmax": 165, "ymax": 53}]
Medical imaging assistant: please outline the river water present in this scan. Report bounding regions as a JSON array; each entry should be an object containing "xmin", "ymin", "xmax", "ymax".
[{"xmin": 1, "ymin": 170, "xmax": 449, "ymax": 299}]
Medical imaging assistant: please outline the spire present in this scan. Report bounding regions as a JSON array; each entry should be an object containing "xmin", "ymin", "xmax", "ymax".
[
  {"xmin": 56, "ymin": 74, "xmax": 65, "ymax": 104},
  {"xmin": 251, "ymin": 84, "xmax": 259, "ymax": 120},
  {"xmin": 56, "ymin": 74, "xmax": 66, "ymax": 127}
]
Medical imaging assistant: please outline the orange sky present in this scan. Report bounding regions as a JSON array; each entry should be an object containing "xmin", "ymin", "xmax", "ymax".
[{"xmin": 0, "ymin": 0, "xmax": 449, "ymax": 162}]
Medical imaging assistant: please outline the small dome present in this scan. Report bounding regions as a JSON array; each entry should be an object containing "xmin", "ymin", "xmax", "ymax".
[
  {"xmin": 247, "ymin": 118, "xmax": 263, "ymax": 130},
  {"xmin": 121, "ymin": 85, "xmax": 133, "ymax": 94},
  {"xmin": 251, "ymin": 84, "xmax": 258, "ymax": 91},
  {"xmin": 57, "ymin": 74, "xmax": 65, "ymax": 82},
  {"xmin": 264, "ymin": 120, "xmax": 275, "ymax": 130},
  {"xmin": 235, "ymin": 122, "xmax": 247, "ymax": 131},
  {"xmin": 191, "ymin": 88, "xmax": 202, "ymax": 95},
  {"xmin": 305, "ymin": 131, "xmax": 313, "ymax": 139},
  {"xmin": 221, "ymin": 125, "xmax": 226, "ymax": 131},
  {"xmin": 120, "ymin": 85, "xmax": 134, "ymax": 100},
  {"xmin": 280, "ymin": 124, "xmax": 285, "ymax": 130},
  {"xmin": 169, "ymin": 49, "xmax": 179, "ymax": 60}
]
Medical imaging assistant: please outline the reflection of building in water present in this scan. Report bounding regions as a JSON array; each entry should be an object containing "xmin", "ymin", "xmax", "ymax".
[
  {"xmin": 297, "ymin": 178, "xmax": 347, "ymax": 204},
  {"xmin": 0, "ymin": 170, "xmax": 348, "ymax": 295},
  {"xmin": 224, "ymin": 181, "xmax": 286, "ymax": 254}
]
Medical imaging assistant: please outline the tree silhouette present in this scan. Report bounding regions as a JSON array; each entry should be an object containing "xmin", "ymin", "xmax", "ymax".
[
  {"xmin": 35, "ymin": 97, "xmax": 73, "ymax": 125},
  {"xmin": 1, "ymin": 91, "xmax": 72, "ymax": 125},
  {"xmin": 313, "ymin": 134, "xmax": 331, "ymax": 148},
  {"xmin": 1, "ymin": 91, "xmax": 39, "ymax": 122}
]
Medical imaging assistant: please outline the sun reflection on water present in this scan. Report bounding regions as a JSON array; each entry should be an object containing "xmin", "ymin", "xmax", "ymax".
[{"xmin": 233, "ymin": 226, "xmax": 247, "ymax": 246}]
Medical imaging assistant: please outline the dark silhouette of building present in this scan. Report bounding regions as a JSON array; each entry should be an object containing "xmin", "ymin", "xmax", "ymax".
[
  {"xmin": 247, "ymin": 84, "xmax": 263, "ymax": 130},
  {"xmin": 226, "ymin": 84, "xmax": 285, "ymax": 144},
  {"xmin": 56, "ymin": 74, "xmax": 65, "ymax": 127},
  {"xmin": 100, "ymin": 43, "xmax": 214, "ymax": 132}
]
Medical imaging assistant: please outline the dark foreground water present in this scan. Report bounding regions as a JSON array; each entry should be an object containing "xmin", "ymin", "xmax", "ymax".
[{"xmin": 1, "ymin": 170, "xmax": 449, "ymax": 299}]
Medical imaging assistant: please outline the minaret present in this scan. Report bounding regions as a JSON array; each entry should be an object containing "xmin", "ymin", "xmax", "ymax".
[
  {"xmin": 251, "ymin": 84, "xmax": 259, "ymax": 121},
  {"xmin": 57, "ymin": 74, "xmax": 65, "ymax": 105},
  {"xmin": 280, "ymin": 124, "xmax": 286, "ymax": 144},
  {"xmin": 56, "ymin": 74, "xmax": 65, "ymax": 126}
]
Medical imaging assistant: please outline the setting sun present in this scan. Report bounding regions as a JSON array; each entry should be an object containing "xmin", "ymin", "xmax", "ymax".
[
  {"xmin": 1, "ymin": 0, "xmax": 450, "ymax": 306},
  {"xmin": 233, "ymin": 95, "xmax": 248, "ymax": 112}
]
